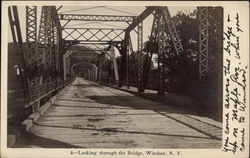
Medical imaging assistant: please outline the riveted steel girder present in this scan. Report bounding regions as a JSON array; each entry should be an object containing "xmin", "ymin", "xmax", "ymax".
[
  {"xmin": 140, "ymin": 10, "xmax": 160, "ymax": 92},
  {"xmin": 68, "ymin": 43, "xmax": 111, "ymax": 51},
  {"xmin": 59, "ymin": 14, "xmax": 136, "ymax": 22},
  {"xmin": 9, "ymin": 6, "xmax": 29, "ymax": 88},
  {"xmin": 198, "ymin": 7, "xmax": 209, "ymax": 80},
  {"xmin": 125, "ymin": 6, "xmax": 157, "ymax": 33},
  {"xmin": 136, "ymin": 22, "xmax": 144, "ymax": 92},
  {"xmin": 160, "ymin": 7, "xmax": 183, "ymax": 55},
  {"xmin": 26, "ymin": 6, "xmax": 38, "ymax": 86},
  {"xmin": 62, "ymin": 28, "xmax": 125, "ymax": 42},
  {"xmin": 157, "ymin": 14, "xmax": 166, "ymax": 96},
  {"xmin": 37, "ymin": 6, "xmax": 61, "ymax": 84}
]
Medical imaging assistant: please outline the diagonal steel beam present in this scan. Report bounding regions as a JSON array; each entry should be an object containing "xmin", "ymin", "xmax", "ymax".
[
  {"xmin": 160, "ymin": 7, "xmax": 183, "ymax": 55},
  {"xmin": 57, "ymin": 6, "xmax": 63, "ymax": 11},
  {"xmin": 125, "ymin": 6, "xmax": 157, "ymax": 33}
]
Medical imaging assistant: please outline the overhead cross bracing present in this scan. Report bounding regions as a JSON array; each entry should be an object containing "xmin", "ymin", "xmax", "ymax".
[
  {"xmin": 59, "ymin": 14, "xmax": 136, "ymax": 22},
  {"xmin": 17, "ymin": 6, "xmax": 188, "ymax": 95},
  {"xmin": 57, "ymin": 7, "xmax": 143, "ymax": 90},
  {"xmin": 8, "ymin": 5, "xmax": 222, "ymax": 113},
  {"xmin": 62, "ymin": 28, "xmax": 125, "ymax": 41},
  {"xmin": 68, "ymin": 43, "xmax": 111, "ymax": 51}
]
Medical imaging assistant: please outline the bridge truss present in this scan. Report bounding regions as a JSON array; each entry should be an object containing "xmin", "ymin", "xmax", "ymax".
[{"xmin": 9, "ymin": 5, "xmax": 213, "ymax": 98}]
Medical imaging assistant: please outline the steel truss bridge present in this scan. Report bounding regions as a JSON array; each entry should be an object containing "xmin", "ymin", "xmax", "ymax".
[{"xmin": 8, "ymin": 6, "xmax": 222, "ymax": 118}]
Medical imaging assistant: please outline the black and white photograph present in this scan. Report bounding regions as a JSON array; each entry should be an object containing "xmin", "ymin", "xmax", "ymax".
[{"xmin": 1, "ymin": 1, "xmax": 249, "ymax": 158}]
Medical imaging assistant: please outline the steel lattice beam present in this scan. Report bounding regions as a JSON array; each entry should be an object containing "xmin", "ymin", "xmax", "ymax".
[
  {"xmin": 125, "ymin": 6, "xmax": 157, "ymax": 33},
  {"xmin": 62, "ymin": 28, "xmax": 125, "ymax": 42},
  {"xmin": 26, "ymin": 6, "xmax": 37, "ymax": 43},
  {"xmin": 134, "ymin": 7, "xmax": 183, "ymax": 95},
  {"xmin": 198, "ymin": 7, "xmax": 209, "ymax": 80},
  {"xmin": 53, "ymin": 7, "xmax": 63, "ymax": 78},
  {"xmin": 37, "ymin": 6, "xmax": 49, "ymax": 83},
  {"xmin": 37, "ymin": 6, "xmax": 47, "ymax": 76},
  {"xmin": 160, "ymin": 7, "xmax": 183, "ymax": 55},
  {"xmin": 68, "ymin": 43, "xmax": 111, "ymax": 51},
  {"xmin": 149, "ymin": 11, "xmax": 160, "ymax": 44},
  {"xmin": 136, "ymin": 22, "xmax": 144, "ymax": 92},
  {"xmin": 50, "ymin": 8, "xmax": 57, "ymax": 82},
  {"xmin": 140, "ymin": 11, "xmax": 160, "ymax": 91},
  {"xmin": 59, "ymin": 14, "xmax": 136, "ymax": 22},
  {"xmin": 26, "ymin": 6, "xmax": 37, "ymax": 86},
  {"xmin": 50, "ymin": 6, "xmax": 61, "ymax": 82},
  {"xmin": 157, "ymin": 14, "xmax": 166, "ymax": 96},
  {"xmin": 37, "ymin": 6, "xmax": 61, "ymax": 84}
]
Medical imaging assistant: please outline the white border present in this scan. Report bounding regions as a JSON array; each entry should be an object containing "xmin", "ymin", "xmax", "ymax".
[{"xmin": 1, "ymin": 1, "xmax": 249, "ymax": 158}]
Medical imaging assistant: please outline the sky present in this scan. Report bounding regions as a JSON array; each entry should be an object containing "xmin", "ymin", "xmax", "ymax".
[{"xmin": 9, "ymin": 6, "xmax": 196, "ymax": 57}]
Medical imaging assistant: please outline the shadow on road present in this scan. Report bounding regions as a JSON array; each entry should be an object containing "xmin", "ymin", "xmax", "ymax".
[
  {"xmin": 15, "ymin": 132, "xmax": 81, "ymax": 148},
  {"xmin": 30, "ymin": 122, "xmax": 219, "ymax": 141},
  {"xmin": 86, "ymin": 95, "xmax": 201, "ymax": 116}
]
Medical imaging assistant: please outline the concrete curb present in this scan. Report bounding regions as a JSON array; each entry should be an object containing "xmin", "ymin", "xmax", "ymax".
[
  {"xmin": 8, "ymin": 84, "xmax": 71, "ymax": 147},
  {"xmin": 21, "ymin": 100, "xmax": 53, "ymax": 132},
  {"xmin": 21, "ymin": 84, "xmax": 71, "ymax": 132}
]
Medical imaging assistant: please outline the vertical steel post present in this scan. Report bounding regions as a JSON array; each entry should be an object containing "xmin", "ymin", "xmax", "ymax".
[
  {"xmin": 140, "ymin": 11, "xmax": 160, "ymax": 92},
  {"xmin": 125, "ymin": 32, "xmax": 130, "ymax": 89},
  {"xmin": 56, "ymin": 10, "xmax": 63, "ymax": 80},
  {"xmin": 50, "ymin": 6, "xmax": 60, "ymax": 83},
  {"xmin": 118, "ymin": 39, "xmax": 127, "ymax": 87},
  {"xmin": 87, "ymin": 69, "xmax": 90, "ymax": 80},
  {"xmin": 37, "ymin": 6, "xmax": 49, "ymax": 84},
  {"xmin": 63, "ymin": 54, "xmax": 67, "ymax": 80},
  {"xmin": 137, "ymin": 22, "xmax": 144, "ymax": 92},
  {"xmin": 97, "ymin": 55, "xmax": 101, "ymax": 82},
  {"xmin": 129, "ymin": 36, "xmax": 137, "ymax": 87},
  {"xmin": 8, "ymin": 6, "xmax": 29, "ymax": 88},
  {"xmin": 37, "ymin": 6, "xmax": 60, "ymax": 84},
  {"xmin": 110, "ymin": 46, "xmax": 119, "ymax": 86},
  {"xmin": 198, "ymin": 7, "xmax": 209, "ymax": 80},
  {"xmin": 26, "ymin": 6, "xmax": 37, "ymax": 86},
  {"xmin": 157, "ymin": 14, "xmax": 166, "ymax": 96}
]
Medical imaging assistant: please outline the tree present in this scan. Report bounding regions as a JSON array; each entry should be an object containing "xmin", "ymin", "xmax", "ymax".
[{"xmin": 165, "ymin": 10, "xmax": 200, "ymax": 92}]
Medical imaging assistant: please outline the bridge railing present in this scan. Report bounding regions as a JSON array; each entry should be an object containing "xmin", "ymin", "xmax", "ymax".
[{"xmin": 8, "ymin": 79, "xmax": 72, "ymax": 116}]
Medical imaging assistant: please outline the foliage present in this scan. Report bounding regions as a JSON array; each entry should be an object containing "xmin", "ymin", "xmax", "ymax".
[
  {"xmin": 167, "ymin": 10, "xmax": 200, "ymax": 91},
  {"xmin": 114, "ymin": 8, "xmax": 223, "ymax": 94},
  {"xmin": 143, "ymin": 8, "xmax": 222, "ymax": 93}
]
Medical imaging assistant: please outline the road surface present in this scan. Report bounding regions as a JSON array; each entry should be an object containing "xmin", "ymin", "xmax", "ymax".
[{"xmin": 16, "ymin": 78, "xmax": 222, "ymax": 148}]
